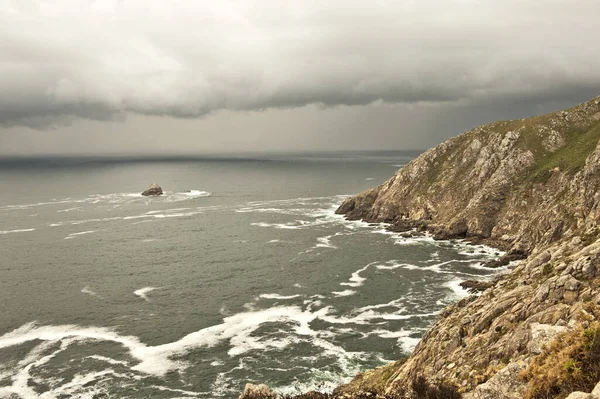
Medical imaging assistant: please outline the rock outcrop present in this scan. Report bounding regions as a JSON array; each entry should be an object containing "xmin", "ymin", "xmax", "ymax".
[
  {"xmin": 141, "ymin": 183, "xmax": 163, "ymax": 196},
  {"xmin": 330, "ymin": 96, "xmax": 600, "ymax": 398},
  {"xmin": 337, "ymin": 96, "xmax": 600, "ymax": 254}
]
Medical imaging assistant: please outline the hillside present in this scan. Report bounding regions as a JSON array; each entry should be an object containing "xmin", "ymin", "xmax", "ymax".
[{"xmin": 333, "ymin": 96, "xmax": 600, "ymax": 398}]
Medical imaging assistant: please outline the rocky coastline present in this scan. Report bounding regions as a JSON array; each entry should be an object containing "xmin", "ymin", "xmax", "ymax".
[{"xmin": 241, "ymin": 95, "xmax": 600, "ymax": 399}]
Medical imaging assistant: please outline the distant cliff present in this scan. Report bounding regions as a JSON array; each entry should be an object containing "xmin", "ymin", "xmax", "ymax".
[{"xmin": 332, "ymin": 96, "xmax": 600, "ymax": 399}]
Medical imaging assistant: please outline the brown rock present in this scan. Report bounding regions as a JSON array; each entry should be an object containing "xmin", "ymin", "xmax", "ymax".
[{"xmin": 141, "ymin": 183, "xmax": 163, "ymax": 196}]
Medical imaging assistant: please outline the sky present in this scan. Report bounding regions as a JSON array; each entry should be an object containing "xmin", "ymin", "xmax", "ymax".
[{"xmin": 1, "ymin": 0, "xmax": 600, "ymax": 156}]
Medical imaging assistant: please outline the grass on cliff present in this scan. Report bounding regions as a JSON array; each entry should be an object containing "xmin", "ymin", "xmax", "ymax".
[
  {"xmin": 519, "ymin": 321, "xmax": 600, "ymax": 399},
  {"xmin": 530, "ymin": 121, "xmax": 600, "ymax": 181}
]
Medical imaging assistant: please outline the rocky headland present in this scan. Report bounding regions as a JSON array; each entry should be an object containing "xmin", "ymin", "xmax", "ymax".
[{"xmin": 241, "ymin": 96, "xmax": 600, "ymax": 399}]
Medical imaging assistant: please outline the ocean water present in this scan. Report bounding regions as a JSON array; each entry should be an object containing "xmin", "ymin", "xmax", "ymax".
[{"xmin": 0, "ymin": 152, "xmax": 504, "ymax": 399}]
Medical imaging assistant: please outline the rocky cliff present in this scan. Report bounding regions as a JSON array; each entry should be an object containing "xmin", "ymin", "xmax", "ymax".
[{"xmin": 331, "ymin": 96, "xmax": 600, "ymax": 399}]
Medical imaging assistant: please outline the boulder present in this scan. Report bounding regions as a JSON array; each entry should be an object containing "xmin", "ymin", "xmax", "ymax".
[
  {"xmin": 141, "ymin": 183, "xmax": 163, "ymax": 196},
  {"xmin": 463, "ymin": 360, "xmax": 528, "ymax": 399},
  {"xmin": 460, "ymin": 280, "xmax": 494, "ymax": 293},
  {"xmin": 592, "ymin": 380, "xmax": 600, "ymax": 397}
]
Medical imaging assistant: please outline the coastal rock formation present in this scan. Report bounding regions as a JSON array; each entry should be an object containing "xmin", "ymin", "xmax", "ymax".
[
  {"xmin": 337, "ymin": 96, "xmax": 600, "ymax": 254},
  {"xmin": 141, "ymin": 183, "xmax": 163, "ymax": 196},
  {"xmin": 331, "ymin": 96, "xmax": 600, "ymax": 398}
]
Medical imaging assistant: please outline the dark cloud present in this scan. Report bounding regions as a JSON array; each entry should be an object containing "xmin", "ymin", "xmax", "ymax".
[{"xmin": 1, "ymin": 0, "xmax": 600, "ymax": 128}]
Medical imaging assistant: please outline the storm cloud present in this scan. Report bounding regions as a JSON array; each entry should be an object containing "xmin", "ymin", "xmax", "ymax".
[{"xmin": 2, "ymin": 0, "xmax": 600, "ymax": 128}]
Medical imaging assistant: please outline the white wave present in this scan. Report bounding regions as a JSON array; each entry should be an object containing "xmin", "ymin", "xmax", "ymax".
[
  {"xmin": 316, "ymin": 235, "xmax": 338, "ymax": 249},
  {"xmin": 134, "ymin": 287, "xmax": 159, "ymax": 301},
  {"xmin": 374, "ymin": 259, "xmax": 492, "ymax": 275},
  {"xmin": 371, "ymin": 228, "xmax": 396, "ymax": 236},
  {"xmin": 400, "ymin": 336, "xmax": 422, "ymax": 353},
  {"xmin": 444, "ymin": 279, "xmax": 470, "ymax": 301},
  {"xmin": 166, "ymin": 190, "xmax": 212, "ymax": 202},
  {"xmin": 86, "ymin": 355, "xmax": 129, "ymax": 366},
  {"xmin": 353, "ymin": 297, "xmax": 406, "ymax": 313},
  {"xmin": 251, "ymin": 222, "xmax": 302, "ymax": 230},
  {"xmin": 81, "ymin": 286, "xmax": 102, "ymax": 299},
  {"xmin": 0, "ymin": 228, "xmax": 35, "ymax": 235},
  {"xmin": 243, "ymin": 195, "xmax": 347, "ymax": 209},
  {"xmin": 0, "ymin": 199, "xmax": 73, "ymax": 211},
  {"xmin": 374, "ymin": 261, "xmax": 412, "ymax": 270},
  {"xmin": 151, "ymin": 384, "xmax": 204, "ymax": 396},
  {"xmin": 365, "ymin": 177, "xmax": 375, "ymax": 180},
  {"xmin": 332, "ymin": 290, "xmax": 356, "ymax": 297},
  {"xmin": 51, "ymin": 204, "xmax": 218, "ymax": 229},
  {"xmin": 340, "ymin": 262, "xmax": 375, "ymax": 287},
  {"xmin": 57, "ymin": 207, "xmax": 83, "ymax": 213},
  {"xmin": 0, "ymin": 298, "xmax": 435, "ymax": 397},
  {"xmin": 463, "ymin": 261, "xmax": 511, "ymax": 272},
  {"xmin": 124, "ymin": 210, "xmax": 204, "ymax": 220},
  {"xmin": 0, "ymin": 337, "xmax": 75, "ymax": 399},
  {"xmin": 50, "ymin": 369, "xmax": 130, "ymax": 398},
  {"xmin": 180, "ymin": 190, "xmax": 210, "ymax": 197},
  {"xmin": 64, "ymin": 230, "xmax": 99, "ymax": 239},
  {"xmin": 0, "ymin": 305, "xmax": 343, "ymax": 377},
  {"xmin": 132, "ymin": 220, "xmax": 153, "ymax": 225},
  {"xmin": 0, "ymin": 190, "xmax": 211, "ymax": 213},
  {"xmin": 258, "ymin": 293, "xmax": 302, "ymax": 300},
  {"xmin": 315, "ymin": 305, "xmax": 440, "ymax": 326},
  {"xmin": 393, "ymin": 234, "xmax": 436, "ymax": 246},
  {"xmin": 268, "ymin": 239, "xmax": 280, "ymax": 243},
  {"xmin": 368, "ymin": 328, "xmax": 423, "ymax": 352},
  {"xmin": 293, "ymin": 283, "xmax": 303, "ymax": 288}
]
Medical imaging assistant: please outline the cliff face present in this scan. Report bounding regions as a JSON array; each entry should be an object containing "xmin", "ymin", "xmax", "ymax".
[
  {"xmin": 334, "ymin": 96, "xmax": 600, "ymax": 398},
  {"xmin": 338, "ymin": 96, "xmax": 600, "ymax": 253}
]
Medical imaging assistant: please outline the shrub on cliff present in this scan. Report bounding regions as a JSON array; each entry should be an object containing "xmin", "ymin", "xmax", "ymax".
[{"xmin": 520, "ymin": 321, "xmax": 600, "ymax": 399}]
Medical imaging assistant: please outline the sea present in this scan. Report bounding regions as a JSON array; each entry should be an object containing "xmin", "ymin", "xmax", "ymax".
[{"xmin": 0, "ymin": 151, "xmax": 505, "ymax": 399}]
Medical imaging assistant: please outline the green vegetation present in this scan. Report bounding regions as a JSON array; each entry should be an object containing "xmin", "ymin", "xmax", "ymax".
[
  {"xmin": 531, "ymin": 122, "xmax": 600, "ymax": 180},
  {"xmin": 519, "ymin": 321, "xmax": 600, "ymax": 399},
  {"xmin": 542, "ymin": 263, "xmax": 555, "ymax": 276}
]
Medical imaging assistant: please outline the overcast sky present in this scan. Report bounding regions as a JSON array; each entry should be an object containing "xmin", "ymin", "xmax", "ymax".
[{"xmin": 1, "ymin": 0, "xmax": 600, "ymax": 156}]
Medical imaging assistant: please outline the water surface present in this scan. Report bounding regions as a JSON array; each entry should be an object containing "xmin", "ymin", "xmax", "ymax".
[{"xmin": 0, "ymin": 152, "xmax": 503, "ymax": 398}]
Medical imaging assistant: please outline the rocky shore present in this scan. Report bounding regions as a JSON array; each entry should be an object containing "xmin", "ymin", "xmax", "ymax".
[{"xmin": 241, "ymin": 95, "xmax": 600, "ymax": 399}]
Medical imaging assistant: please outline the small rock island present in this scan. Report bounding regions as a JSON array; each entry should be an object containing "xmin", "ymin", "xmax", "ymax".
[{"xmin": 141, "ymin": 183, "xmax": 163, "ymax": 196}]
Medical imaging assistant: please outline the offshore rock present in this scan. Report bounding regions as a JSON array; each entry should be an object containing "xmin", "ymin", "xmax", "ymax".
[{"xmin": 141, "ymin": 183, "xmax": 163, "ymax": 196}]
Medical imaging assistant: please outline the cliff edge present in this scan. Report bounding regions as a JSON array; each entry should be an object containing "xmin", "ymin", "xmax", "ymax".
[{"xmin": 332, "ymin": 96, "xmax": 600, "ymax": 399}]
